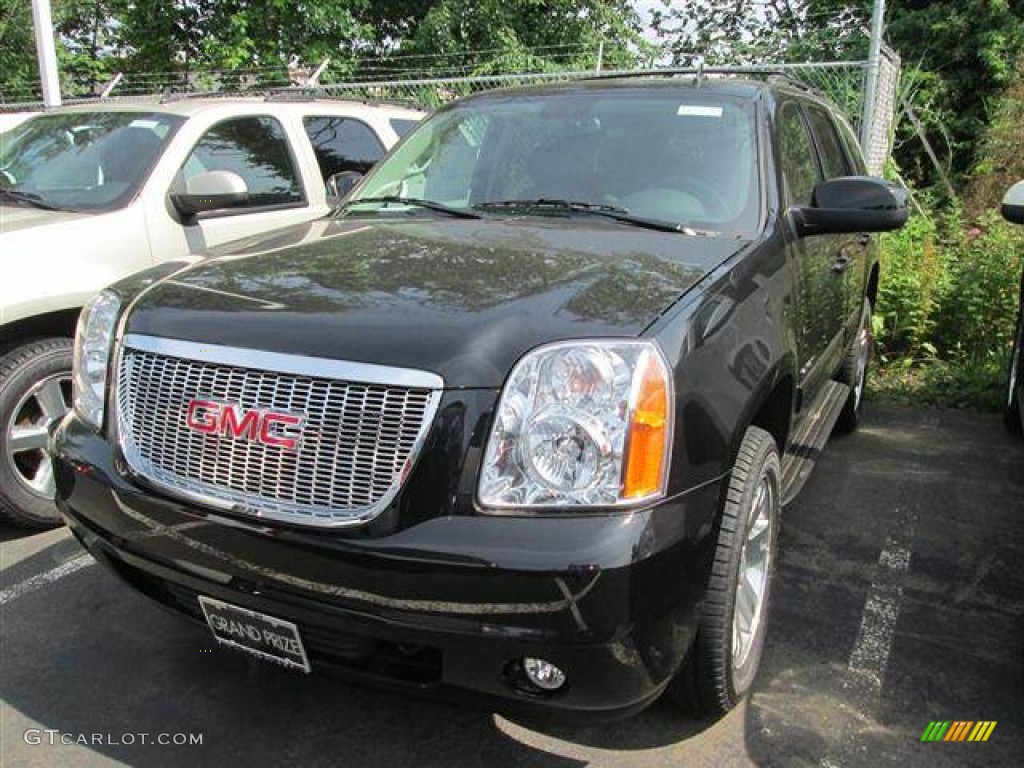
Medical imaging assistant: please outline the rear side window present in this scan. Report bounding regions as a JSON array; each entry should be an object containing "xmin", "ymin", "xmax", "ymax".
[
  {"xmin": 303, "ymin": 116, "xmax": 385, "ymax": 180},
  {"xmin": 834, "ymin": 116, "xmax": 868, "ymax": 175},
  {"xmin": 777, "ymin": 102, "xmax": 822, "ymax": 207},
  {"xmin": 179, "ymin": 116, "xmax": 303, "ymax": 209},
  {"xmin": 805, "ymin": 106, "xmax": 851, "ymax": 179},
  {"xmin": 389, "ymin": 118, "xmax": 420, "ymax": 137}
]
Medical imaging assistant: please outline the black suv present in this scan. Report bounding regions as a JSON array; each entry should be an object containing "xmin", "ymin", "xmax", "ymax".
[{"xmin": 53, "ymin": 76, "xmax": 907, "ymax": 719}]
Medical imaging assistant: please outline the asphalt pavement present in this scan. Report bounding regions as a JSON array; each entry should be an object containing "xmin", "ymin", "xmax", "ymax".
[{"xmin": 1, "ymin": 403, "xmax": 1022, "ymax": 767}]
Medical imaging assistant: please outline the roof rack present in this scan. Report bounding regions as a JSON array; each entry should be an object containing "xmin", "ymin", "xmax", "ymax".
[
  {"xmin": 158, "ymin": 89, "xmax": 243, "ymax": 104},
  {"xmin": 583, "ymin": 66, "xmax": 821, "ymax": 94},
  {"xmin": 264, "ymin": 87, "xmax": 424, "ymax": 111}
]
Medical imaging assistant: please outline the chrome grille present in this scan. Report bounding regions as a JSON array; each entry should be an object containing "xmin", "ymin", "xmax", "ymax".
[{"xmin": 116, "ymin": 335, "xmax": 442, "ymax": 527}]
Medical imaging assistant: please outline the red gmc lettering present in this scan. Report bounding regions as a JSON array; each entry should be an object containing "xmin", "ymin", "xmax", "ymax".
[
  {"xmin": 221, "ymin": 405, "xmax": 260, "ymax": 440},
  {"xmin": 259, "ymin": 414, "xmax": 301, "ymax": 451},
  {"xmin": 185, "ymin": 400, "xmax": 219, "ymax": 433},
  {"xmin": 184, "ymin": 400, "xmax": 301, "ymax": 451}
]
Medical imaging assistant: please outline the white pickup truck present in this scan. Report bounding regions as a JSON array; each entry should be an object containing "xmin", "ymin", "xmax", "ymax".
[{"xmin": 0, "ymin": 96, "xmax": 424, "ymax": 527}]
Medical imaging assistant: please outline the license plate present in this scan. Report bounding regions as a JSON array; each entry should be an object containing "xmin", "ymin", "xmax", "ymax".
[{"xmin": 198, "ymin": 596, "xmax": 311, "ymax": 674}]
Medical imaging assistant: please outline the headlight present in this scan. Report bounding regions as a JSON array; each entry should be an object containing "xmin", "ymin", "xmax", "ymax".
[
  {"xmin": 73, "ymin": 290, "xmax": 121, "ymax": 429},
  {"xmin": 478, "ymin": 340, "xmax": 673, "ymax": 509}
]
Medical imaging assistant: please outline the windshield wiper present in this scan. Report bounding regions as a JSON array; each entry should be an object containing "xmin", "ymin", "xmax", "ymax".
[
  {"xmin": 0, "ymin": 188, "xmax": 67, "ymax": 212},
  {"xmin": 472, "ymin": 198, "xmax": 702, "ymax": 234},
  {"xmin": 336, "ymin": 195, "xmax": 481, "ymax": 220}
]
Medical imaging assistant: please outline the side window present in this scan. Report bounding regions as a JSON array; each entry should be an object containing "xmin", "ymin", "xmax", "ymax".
[
  {"xmin": 389, "ymin": 118, "xmax": 420, "ymax": 138},
  {"xmin": 805, "ymin": 106, "xmax": 851, "ymax": 179},
  {"xmin": 179, "ymin": 116, "xmax": 303, "ymax": 209},
  {"xmin": 303, "ymin": 117, "xmax": 385, "ymax": 181},
  {"xmin": 834, "ymin": 117, "xmax": 868, "ymax": 175},
  {"xmin": 777, "ymin": 102, "xmax": 822, "ymax": 207}
]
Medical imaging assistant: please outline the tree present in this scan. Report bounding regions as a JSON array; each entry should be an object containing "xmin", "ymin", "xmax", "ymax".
[
  {"xmin": 650, "ymin": 0, "xmax": 869, "ymax": 65},
  {"xmin": 402, "ymin": 0, "xmax": 645, "ymax": 73},
  {"xmin": 56, "ymin": 0, "xmax": 122, "ymax": 95},
  {"xmin": 650, "ymin": 0, "xmax": 1024, "ymax": 191},
  {"xmin": 0, "ymin": 0, "xmax": 41, "ymax": 103}
]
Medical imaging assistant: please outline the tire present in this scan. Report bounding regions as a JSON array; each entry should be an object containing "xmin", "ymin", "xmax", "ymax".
[
  {"xmin": 835, "ymin": 297, "xmax": 873, "ymax": 435},
  {"xmin": 0, "ymin": 338, "xmax": 74, "ymax": 528},
  {"xmin": 1005, "ymin": 311, "xmax": 1022, "ymax": 436},
  {"xmin": 671, "ymin": 426, "xmax": 781, "ymax": 716}
]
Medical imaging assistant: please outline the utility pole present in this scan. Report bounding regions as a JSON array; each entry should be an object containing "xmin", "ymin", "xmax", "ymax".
[
  {"xmin": 31, "ymin": 0, "xmax": 62, "ymax": 107},
  {"xmin": 860, "ymin": 0, "xmax": 885, "ymax": 149}
]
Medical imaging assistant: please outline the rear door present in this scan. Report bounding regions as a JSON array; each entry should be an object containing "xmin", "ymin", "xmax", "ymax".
[{"xmin": 302, "ymin": 115, "xmax": 387, "ymax": 181}]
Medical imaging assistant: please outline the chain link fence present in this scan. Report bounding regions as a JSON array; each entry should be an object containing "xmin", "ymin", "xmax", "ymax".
[
  {"xmin": 2, "ymin": 60, "xmax": 898, "ymax": 172},
  {"xmin": 862, "ymin": 46, "xmax": 901, "ymax": 175}
]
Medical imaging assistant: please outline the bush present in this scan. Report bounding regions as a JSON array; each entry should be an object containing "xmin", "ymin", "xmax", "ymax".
[{"xmin": 872, "ymin": 206, "xmax": 1024, "ymax": 409}]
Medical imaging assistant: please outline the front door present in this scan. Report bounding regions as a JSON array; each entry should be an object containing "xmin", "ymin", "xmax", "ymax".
[{"xmin": 777, "ymin": 101, "xmax": 846, "ymax": 399}]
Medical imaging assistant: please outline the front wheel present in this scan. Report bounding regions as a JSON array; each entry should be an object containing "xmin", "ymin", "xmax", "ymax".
[
  {"xmin": 671, "ymin": 425, "xmax": 781, "ymax": 716},
  {"xmin": 0, "ymin": 338, "xmax": 74, "ymax": 528}
]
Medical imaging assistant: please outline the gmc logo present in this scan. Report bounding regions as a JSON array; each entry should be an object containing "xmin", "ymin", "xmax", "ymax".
[{"xmin": 185, "ymin": 399, "xmax": 303, "ymax": 451}]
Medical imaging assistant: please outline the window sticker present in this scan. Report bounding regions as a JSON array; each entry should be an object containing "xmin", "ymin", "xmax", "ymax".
[{"xmin": 677, "ymin": 105, "xmax": 724, "ymax": 118}]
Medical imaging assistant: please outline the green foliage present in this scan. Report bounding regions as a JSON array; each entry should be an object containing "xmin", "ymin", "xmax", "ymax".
[
  {"xmin": 873, "ymin": 207, "xmax": 1024, "ymax": 409},
  {"xmin": 870, "ymin": 357, "xmax": 1009, "ymax": 411},
  {"xmin": 967, "ymin": 58, "xmax": 1024, "ymax": 213},
  {"xmin": 402, "ymin": 0, "xmax": 643, "ymax": 70},
  {"xmin": 650, "ymin": 1, "xmax": 1024, "ymax": 193},
  {"xmin": 0, "ymin": 1, "xmax": 645, "ymax": 103},
  {"xmin": 650, "ymin": 0, "xmax": 870, "ymax": 64},
  {"xmin": 886, "ymin": 1, "xmax": 1024, "ymax": 187},
  {"xmin": 0, "ymin": 0, "xmax": 42, "ymax": 102}
]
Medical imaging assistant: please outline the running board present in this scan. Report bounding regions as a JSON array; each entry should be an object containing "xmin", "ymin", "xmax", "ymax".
[{"xmin": 780, "ymin": 380, "xmax": 851, "ymax": 505}]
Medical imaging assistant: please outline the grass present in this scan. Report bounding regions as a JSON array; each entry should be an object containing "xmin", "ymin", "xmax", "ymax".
[{"xmin": 870, "ymin": 357, "xmax": 1010, "ymax": 412}]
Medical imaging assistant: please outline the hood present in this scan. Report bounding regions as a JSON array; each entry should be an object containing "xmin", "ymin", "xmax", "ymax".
[
  {"xmin": 126, "ymin": 217, "xmax": 749, "ymax": 387},
  {"xmin": 0, "ymin": 204, "xmax": 88, "ymax": 233}
]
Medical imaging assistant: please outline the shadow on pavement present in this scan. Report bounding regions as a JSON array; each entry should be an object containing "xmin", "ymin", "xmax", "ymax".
[{"xmin": 0, "ymin": 520, "xmax": 55, "ymax": 543}]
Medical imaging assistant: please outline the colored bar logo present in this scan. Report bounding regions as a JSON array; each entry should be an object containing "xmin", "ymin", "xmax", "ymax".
[{"xmin": 921, "ymin": 721, "xmax": 996, "ymax": 742}]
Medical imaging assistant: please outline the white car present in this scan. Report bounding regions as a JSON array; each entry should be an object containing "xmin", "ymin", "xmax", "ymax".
[
  {"xmin": 0, "ymin": 112, "xmax": 39, "ymax": 133},
  {"xmin": 0, "ymin": 96, "xmax": 424, "ymax": 527}
]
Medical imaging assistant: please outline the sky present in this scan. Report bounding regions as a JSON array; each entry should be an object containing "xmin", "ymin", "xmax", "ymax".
[{"xmin": 633, "ymin": 0, "xmax": 662, "ymax": 43}]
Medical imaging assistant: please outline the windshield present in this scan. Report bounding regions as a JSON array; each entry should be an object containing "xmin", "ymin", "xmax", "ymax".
[
  {"xmin": 351, "ymin": 88, "xmax": 761, "ymax": 234},
  {"xmin": 0, "ymin": 111, "xmax": 184, "ymax": 212}
]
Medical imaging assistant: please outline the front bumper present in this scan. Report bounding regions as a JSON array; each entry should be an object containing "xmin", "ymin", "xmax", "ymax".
[{"xmin": 54, "ymin": 415, "xmax": 723, "ymax": 718}]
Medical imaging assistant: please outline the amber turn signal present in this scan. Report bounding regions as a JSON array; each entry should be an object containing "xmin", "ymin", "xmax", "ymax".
[{"xmin": 622, "ymin": 349, "xmax": 671, "ymax": 500}]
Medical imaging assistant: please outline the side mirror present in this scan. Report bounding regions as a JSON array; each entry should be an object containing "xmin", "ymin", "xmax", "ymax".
[
  {"xmin": 325, "ymin": 170, "xmax": 363, "ymax": 206},
  {"xmin": 793, "ymin": 176, "xmax": 909, "ymax": 237},
  {"xmin": 171, "ymin": 170, "xmax": 249, "ymax": 218},
  {"xmin": 1001, "ymin": 181, "xmax": 1024, "ymax": 225}
]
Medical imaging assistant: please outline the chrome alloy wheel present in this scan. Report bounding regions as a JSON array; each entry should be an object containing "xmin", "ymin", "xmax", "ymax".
[
  {"xmin": 732, "ymin": 473, "xmax": 775, "ymax": 672},
  {"xmin": 5, "ymin": 373, "xmax": 72, "ymax": 499}
]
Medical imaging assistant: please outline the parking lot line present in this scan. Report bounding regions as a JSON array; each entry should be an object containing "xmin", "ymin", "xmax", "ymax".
[
  {"xmin": 848, "ymin": 534, "xmax": 912, "ymax": 692},
  {"xmin": 0, "ymin": 554, "xmax": 93, "ymax": 606}
]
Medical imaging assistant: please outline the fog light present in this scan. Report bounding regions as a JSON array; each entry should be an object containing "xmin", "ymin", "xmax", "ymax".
[{"xmin": 522, "ymin": 657, "xmax": 567, "ymax": 691}]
